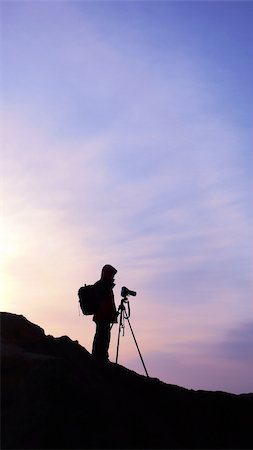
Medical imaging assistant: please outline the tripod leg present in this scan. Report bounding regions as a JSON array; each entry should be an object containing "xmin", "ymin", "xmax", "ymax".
[
  {"xmin": 126, "ymin": 317, "xmax": 149, "ymax": 378},
  {"xmin": 116, "ymin": 309, "xmax": 123, "ymax": 364},
  {"xmin": 116, "ymin": 324, "xmax": 121, "ymax": 364}
]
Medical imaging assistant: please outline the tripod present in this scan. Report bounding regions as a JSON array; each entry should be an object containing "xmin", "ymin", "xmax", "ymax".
[{"xmin": 115, "ymin": 295, "xmax": 149, "ymax": 378}]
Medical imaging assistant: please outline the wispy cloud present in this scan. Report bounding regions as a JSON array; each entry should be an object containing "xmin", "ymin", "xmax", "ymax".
[
  {"xmin": 127, "ymin": 349, "xmax": 253, "ymax": 394},
  {"xmin": 125, "ymin": 322, "xmax": 253, "ymax": 393},
  {"xmin": 217, "ymin": 322, "xmax": 253, "ymax": 363}
]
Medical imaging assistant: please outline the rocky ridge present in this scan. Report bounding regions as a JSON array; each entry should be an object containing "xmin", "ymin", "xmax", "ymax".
[{"xmin": 1, "ymin": 312, "xmax": 253, "ymax": 449}]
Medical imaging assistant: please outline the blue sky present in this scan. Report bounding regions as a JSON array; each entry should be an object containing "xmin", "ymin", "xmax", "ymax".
[{"xmin": 2, "ymin": 1, "xmax": 253, "ymax": 394}]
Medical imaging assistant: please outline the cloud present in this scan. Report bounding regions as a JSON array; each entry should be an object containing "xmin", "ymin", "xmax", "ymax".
[
  {"xmin": 217, "ymin": 322, "xmax": 253, "ymax": 363},
  {"xmin": 123, "ymin": 322, "xmax": 253, "ymax": 393},
  {"xmin": 126, "ymin": 349, "xmax": 253, "ymax": 394}
]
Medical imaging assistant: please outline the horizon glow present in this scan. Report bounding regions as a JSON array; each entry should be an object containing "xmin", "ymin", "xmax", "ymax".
[{"xmin": 1, "ymin": 1, "xmax": 253, "ymax": 394}]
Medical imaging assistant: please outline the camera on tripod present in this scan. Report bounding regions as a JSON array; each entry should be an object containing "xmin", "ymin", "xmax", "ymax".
[
  {"xmin": 116, "ymin": 285, "xmax": 148, "ymax": 377},
  {"xmin": 121, "ymin": 286, "xmax": 137, "ymax": 298}
]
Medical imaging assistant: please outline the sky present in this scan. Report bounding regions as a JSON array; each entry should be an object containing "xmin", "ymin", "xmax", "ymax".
[{"xmin": 1, "ymin": 0, "xmax": 253, "ymax": 394}]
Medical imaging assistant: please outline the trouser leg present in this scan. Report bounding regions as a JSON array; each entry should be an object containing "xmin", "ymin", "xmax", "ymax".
[{"xmin": 92, "ymin": 322, "xmax": 111, "ymax": 360}]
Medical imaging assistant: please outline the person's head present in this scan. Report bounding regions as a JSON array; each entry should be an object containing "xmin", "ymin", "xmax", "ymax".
[{"xmin": 101, "ymin": 264, "xmax": 117, "ymax": 282}]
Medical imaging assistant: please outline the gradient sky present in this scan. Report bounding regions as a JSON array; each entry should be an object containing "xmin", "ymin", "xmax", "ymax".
[{"xmin": 1, "ymin": 1, "xmax": 253, "ymax": 394}]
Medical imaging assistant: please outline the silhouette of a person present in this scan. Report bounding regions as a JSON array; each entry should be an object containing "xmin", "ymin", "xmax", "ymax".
[{"xmin": 92, "ymin": 264, "xmax": 118, "ymax": 362}]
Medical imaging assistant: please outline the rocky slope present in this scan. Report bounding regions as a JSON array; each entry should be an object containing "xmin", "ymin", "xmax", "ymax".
[{"xmin": 1, "ymin": 312, "xmax": 253, "ymax": 449}]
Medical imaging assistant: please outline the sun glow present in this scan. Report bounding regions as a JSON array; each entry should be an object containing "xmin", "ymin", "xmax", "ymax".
[
  {"xmin": 0, "ymin": 218, "xmax": 20, "ymax": 305},
  {"xmin": 0, "ymin": 219, "xmax": 20, "ymax": 262}
]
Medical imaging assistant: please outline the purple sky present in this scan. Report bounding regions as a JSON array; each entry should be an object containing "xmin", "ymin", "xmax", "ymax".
[{"xmin": 2, "ymin": 1, "xmax": 253, "ymax": 394}]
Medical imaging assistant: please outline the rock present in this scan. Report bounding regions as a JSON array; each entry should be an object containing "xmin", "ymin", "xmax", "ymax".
[{"xmin": 1, "ymin": 312, "xmax": 253, "ymax": 449}]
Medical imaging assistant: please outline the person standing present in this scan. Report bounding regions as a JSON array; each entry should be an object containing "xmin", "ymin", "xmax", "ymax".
[{"xmin": 92, "ymin": 264, "xmax": 118, "ymax": 362}]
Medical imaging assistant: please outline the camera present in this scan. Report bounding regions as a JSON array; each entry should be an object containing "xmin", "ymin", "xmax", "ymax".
[{"xmin": 121, "ymin": 286, "xmax": 137, "ymax": 298}]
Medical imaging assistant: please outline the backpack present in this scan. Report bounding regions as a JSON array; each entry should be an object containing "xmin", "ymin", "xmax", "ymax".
[{"xmin": 78, "ymin": 284, "xmax": 99, "ymax": 315}]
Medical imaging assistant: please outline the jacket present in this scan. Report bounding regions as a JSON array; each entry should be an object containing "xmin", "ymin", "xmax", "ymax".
[{"xmin": 93, "ymin": 265, "xmax": 118, "ymax": 324}]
